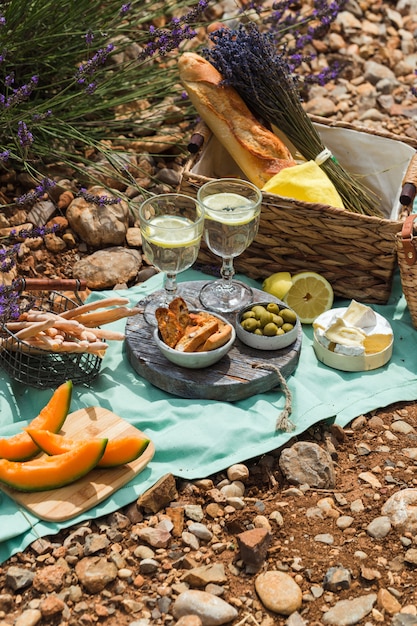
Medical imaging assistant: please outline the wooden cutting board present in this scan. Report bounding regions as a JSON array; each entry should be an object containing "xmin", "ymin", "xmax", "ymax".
[{"xmin": 0, "ymin": 407, "xmax": 154, "ymax": 522}]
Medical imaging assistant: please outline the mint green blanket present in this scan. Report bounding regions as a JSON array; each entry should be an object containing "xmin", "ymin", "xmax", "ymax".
[{"xmin": 0, "ymin": 269, "xmax": 415, "ymax": 563}]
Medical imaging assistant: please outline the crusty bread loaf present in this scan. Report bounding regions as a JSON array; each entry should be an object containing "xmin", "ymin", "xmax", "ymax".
[{"xmin": 178, "ymin": 52, "xmax": 296, "ymax": 188}]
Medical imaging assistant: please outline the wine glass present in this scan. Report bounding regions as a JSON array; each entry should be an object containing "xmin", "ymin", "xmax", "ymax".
[
  {"xmin": 139, "ymin": 193, "xmax": 204, "ymax": 324},
  {"xmin": 197, "ymin": 178, "xmax": 262, "ymax": 313}
]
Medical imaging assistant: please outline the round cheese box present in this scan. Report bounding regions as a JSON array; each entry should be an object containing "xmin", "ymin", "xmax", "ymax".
[{"xmin": 313, "ymin": 306, "xmax": 393, "ymax": 372}]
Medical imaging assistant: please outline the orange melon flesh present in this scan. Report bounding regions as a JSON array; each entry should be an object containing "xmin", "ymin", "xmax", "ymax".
[
  {"xmin": 0, "ymin": 381, "xmax": 73, "ymax": 462},
  {"xmin": 0, "ymin": 438, "xmax": 107, "ymax": 492},
  {"xmin": 26, "ymin": 428, "xmax": 150, "ymax": 468}
]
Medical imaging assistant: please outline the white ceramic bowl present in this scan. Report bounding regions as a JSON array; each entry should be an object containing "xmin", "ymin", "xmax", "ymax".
[
  {"xmin": 236, "ymin": 301, "xmax": 300, "ymax": 351},
  {"xmin": 154, "ymin": 311, "xmax": 235, "ymax": 369}
]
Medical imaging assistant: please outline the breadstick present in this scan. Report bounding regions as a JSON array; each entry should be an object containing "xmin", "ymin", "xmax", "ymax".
[
  {"xmin": 89, "ymin": 328, "xmax": 126, "ymax": 341},
  {"xmin": 36, "ymin": 333, "xmax": 64, "ymax": 350},
  {"xmin": 59, "ymin": 297, "xmax": 130, "ymax": 319},
  {"xmin": 15, "ymin": 318, "xmax": 56, "ymax": 340},
  {"xmin": 73, "ymin": 306, "xmax": 141, "ymax": 327}
]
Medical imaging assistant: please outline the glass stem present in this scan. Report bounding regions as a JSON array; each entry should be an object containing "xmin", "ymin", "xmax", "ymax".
[
  {"xmin": 220, "ymin": 258, "xmax": 235, "ymax": 286},
  {"xmin": 164, "ymin": 272, "xmax": 178, "ymax": 303}
]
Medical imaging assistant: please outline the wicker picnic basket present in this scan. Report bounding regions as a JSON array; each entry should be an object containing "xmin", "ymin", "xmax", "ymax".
[
  {"xmin": 180, "ymin": 116, "xmax": 417, "ymax": 304},
  {"xmin": 397, "ymin": 213, "xmax": 417, "ymax": 328}
]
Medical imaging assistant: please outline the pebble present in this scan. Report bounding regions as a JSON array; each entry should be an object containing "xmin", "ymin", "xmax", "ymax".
[
  {"xmin": 172, "ymin": 590, "xmax": 238, "ymax": 625},
  {"xmin": 255, "ymin": 571, "xmax": 303, "ymax": 615},
  {"xmin": 366, "ymin": 516, "xmax": 392, "ymax": 539},
  {"xmin": 227, "ymin": 463, "xmax": 249, "ymax": 482},
  {"xmin": 322, "ymin": 593, "xmax": 377, "ymax": 625}
]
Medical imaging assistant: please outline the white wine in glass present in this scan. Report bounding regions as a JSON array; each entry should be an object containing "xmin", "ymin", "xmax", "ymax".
[
  {"xmin": 198, "ymin": 179, "xmax": 262, "ymax": 313},
  {"xmin": 139, "ymin": 193, "xmax": 204, "ymax": 324}
]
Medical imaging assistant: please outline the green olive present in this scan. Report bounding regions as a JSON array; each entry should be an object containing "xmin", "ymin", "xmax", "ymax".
[
  {"xmin": 241, "ymin": 318, "xmax": 260, "ymax": 333},
  {"xmin": 271, "ymin": 314, "xmax": 284, "ymax": 327},
  {"xmin": 281, "ymin": 308, "xmax": 297, "ymax": 324},
  {"xmin": 257, "ymin": 310, "xmax": 273, "ymax": 328},
  {"xmin": 242, "ymin": 310, "xmax": 256, "ymax": 320},
  {"xmin": 266, "ymin": 302, "xmax": 280, "ymax": 315},
  {"xmin": 263, "ymin": 322, "xmax": 279, "ymax": 336},
  {"xmin": 254, "ymin": 328, "xmax": 263, "ymax": 335},
  {"xmin": 282, "ymin": 323, "xmax": 294, "ymax": 333},
  {"xmin": 276, "ymin": 327, "xmax": 285, "ymax": 336},
  {"xmin": 251, "ymin": 305, "xmax": 268, "ymax": 319}
]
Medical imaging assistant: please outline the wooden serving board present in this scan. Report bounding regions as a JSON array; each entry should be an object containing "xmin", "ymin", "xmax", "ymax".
[
  {"xmin": 0, "ymin": 407, "xmax": 154, "ymax": 522},
  {"xmin": 125, "ymin": 280, "xmax": 302, "ymax": 401}
]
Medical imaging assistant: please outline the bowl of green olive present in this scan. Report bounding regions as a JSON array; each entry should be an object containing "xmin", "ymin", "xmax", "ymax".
[{"xmin": 236, "ymin": 301, "xmax": 300, "ymax": 351}]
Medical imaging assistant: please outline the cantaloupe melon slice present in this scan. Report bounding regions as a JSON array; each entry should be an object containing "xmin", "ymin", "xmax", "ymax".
[
  {"xmin": 26, "ymin": 427, "xmax": 150, "ymax": 468},
  {"xmin": 0, "ymin": 437, "xmax": 107, "ymax": 492},
  {"xmin": 0, "ymin": 381, "xmax": 73, "ymax": 461}
]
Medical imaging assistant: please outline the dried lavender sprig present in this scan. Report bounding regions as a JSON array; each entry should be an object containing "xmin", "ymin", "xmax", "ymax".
[
  {"xmin": 205, "ymin": 23, "xmax": 380, "ymax": 217},
  {"xmin": 14, "ymin": 177, "xmax": 56, "ymax": 207},
  {"xmin": 77, "ymin": 187, "xmax": 122, "ymax": 206},
  {"xmin": 0, "ymin": 283, "xmax": 21, "ymax": 323}
]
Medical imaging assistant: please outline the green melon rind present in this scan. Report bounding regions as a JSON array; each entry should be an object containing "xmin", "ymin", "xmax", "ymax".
[
  {"xmin": 98, "ymin": 438, "xmax": 150, "ymax": 468},
  {"xmin": 27, "ymin": 428, "xmax": 150, "ymax": 468}
]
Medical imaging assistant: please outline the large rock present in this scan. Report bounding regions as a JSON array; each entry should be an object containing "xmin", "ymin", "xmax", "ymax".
[
  {"xmin": 279, "ymin": 441, "xmax": 336, "ymax": 489},
  {"xmin": 67, "ymin": 186, "xmax": 130, "ymax": 247},
  {"xmin": 72, "ymin": 247, "xmax": 142, "ymax": 289}
]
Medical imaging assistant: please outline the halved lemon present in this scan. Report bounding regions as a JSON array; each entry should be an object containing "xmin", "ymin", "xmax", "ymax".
[
  {"xmin": 283, "ymin": 271, "xmax": 334, "ymax": 324},
  {"xmin": 262, "ymin": 271, "xmax": 293, "ymax": 300}
]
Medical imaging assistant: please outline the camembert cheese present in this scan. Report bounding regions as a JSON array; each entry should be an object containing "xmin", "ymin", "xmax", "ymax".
[
  {"xmin": 341, "ymin": 300, "xmax": 377, "ymax": 329},
  {"xmin": 313, "ymin": 300, "xmax": 393, "ymax": 357}
]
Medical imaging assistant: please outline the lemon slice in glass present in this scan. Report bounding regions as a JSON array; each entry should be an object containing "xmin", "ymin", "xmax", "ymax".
[
  {"xmin": 283, "ymin": 271, "xmax": 334, "ymax": 324},
  {"xmin": 145, "ymin": 215, "xmax": 200, "ymax": 248}
]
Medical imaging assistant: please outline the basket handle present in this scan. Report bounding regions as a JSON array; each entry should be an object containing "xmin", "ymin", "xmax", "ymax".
[
  {"xmin": 400, "ymin": 214, "xmax": 417, "ymax": 266},
  {"xmin": 14, "ymin": 278, "xmax": 87, "ymax": 292},
  {"xmin": 400, "ymin": 153, "xmax": 417, "ymax": 208}
]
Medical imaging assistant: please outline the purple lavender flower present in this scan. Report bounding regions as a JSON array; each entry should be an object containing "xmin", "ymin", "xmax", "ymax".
[
  {"xmin": 32, "ymin": 109, "xmax": 52, "ymax": 122},
  {"xmin": 138, "ymin": 0, "xmax": 208, "ymax": 60},
  {"xmin": 15, "ymin": 177, "xmax": 56, "ymax": 207},
  {"xmin": 0, "ymin": 284, "xmax": 21, "ymax": 323},
  {"xmin": 17, "ymin": 121, "xmax": 33, "ymax": 148},
  {"xmin": 0, "ymin": 244, "xmax": 20, "ymax": 272},
  {"xmin": 75, "ymin": 43, "xmax": 115, "ymax": 85},
  {"xmin": 5, "ymin": 73, "xmax": 14, "ymax": 87},
  {"xmin": 120, "ymin": 3, "xmax": 131, "ymax": 15},
  {"xmin": 3, "ymin": 75, "xmax": 39, "ymax": 108},
  {"xmin": 77, "ymin": 187, "xmax": 121, "ymax": 206},
  {"xmin": 85, "ymin": 30, "xmax": 94, "ymax": 45},
  {"xmin": 0, "ymin": 15, "xmax": 5, "ymax": 27},
  {"xmin": 0, "ymin": 150, "xmax": 10, "ymax": 162}
]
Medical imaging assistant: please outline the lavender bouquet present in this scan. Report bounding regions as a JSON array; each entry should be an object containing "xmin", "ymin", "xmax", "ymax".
[{"xmin": 204, "ymin": 23, "xmax": 380, "ymax": 217}]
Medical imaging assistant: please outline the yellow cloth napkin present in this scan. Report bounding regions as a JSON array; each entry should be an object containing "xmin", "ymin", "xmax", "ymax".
[{"xmin": 262, "ymin": 160, "xmax": 345, "ymax": 209}]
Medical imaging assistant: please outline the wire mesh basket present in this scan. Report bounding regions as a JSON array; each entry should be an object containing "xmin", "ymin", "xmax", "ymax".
[{"xmin": 0, "ymin": 284, "xmax": 102, "ymax": 389}]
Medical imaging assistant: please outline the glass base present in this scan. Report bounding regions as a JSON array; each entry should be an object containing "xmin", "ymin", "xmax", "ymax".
[
  {"xmin": 142, "ymin": 291, "xmax": 171, "ymax": 326},
  {"xmin": 199, "ymin": 279, "xmax": 253, "ymax": 313}
]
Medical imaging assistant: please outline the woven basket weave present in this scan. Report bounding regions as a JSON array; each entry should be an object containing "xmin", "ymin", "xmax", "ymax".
[
  {"xmin": 397, "ymin": 214, "xmax": 417, "ymax": 328},
  {"xmin": 180, "ymin": 117, "xmax": 417, "ymax": 304}
]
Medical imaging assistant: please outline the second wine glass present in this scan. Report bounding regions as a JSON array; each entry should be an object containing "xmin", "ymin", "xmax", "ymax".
[
  {"xmin": 197, "ymin": 178, "xmax": 262, "ymax": 313},
  {"xmin": 139, "ymin": 193, "xmax": 204, "ymax": 324}
]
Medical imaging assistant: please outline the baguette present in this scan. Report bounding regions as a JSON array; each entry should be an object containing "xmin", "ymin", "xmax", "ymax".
[{"xmin": 178, "ymin": 52, "xmax": 296, "ymax": 188}]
